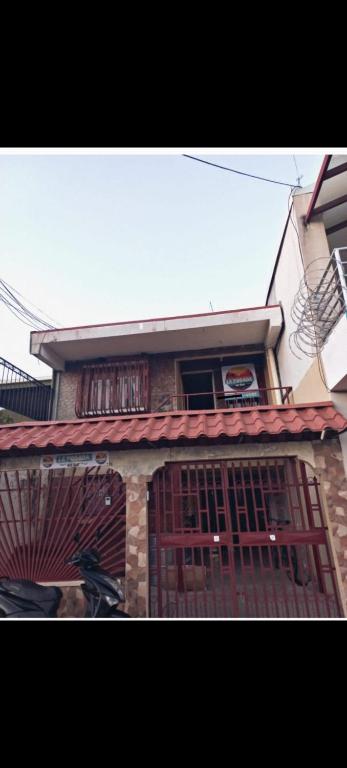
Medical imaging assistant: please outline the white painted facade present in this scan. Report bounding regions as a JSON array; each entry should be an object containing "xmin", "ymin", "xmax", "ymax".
[{"xmin": 266, "ymin": 156, "xmax": 347, "ymax": 473}]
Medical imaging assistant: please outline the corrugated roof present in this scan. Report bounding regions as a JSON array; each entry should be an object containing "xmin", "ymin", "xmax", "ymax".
[{"xmin": 0, "ymin": 403, "xmax": 346, "ymax": 453}]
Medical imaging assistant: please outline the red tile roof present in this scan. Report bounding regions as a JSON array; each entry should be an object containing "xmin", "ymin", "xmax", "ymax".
[{"xmin": 0, "ymin": 403, "xmax": 346, "ymax": 453}]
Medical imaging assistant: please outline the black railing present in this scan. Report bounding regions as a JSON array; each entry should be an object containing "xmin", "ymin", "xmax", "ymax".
[
  {"xmin": 156, "ymin": 387, "xmax": 293, "ymax": 412},
  {"xmin": 0, "ymin": 357, "xmax": 52, "ymax": 421}
]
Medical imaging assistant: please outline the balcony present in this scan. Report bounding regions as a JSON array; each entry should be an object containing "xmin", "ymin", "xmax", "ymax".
[
  {"xmin": 0, "ymin": 357, "xmax": 52, "ymax": 421},
  {"xmin": 156, "ymin": 386, "xmax": 293, "ymax": 412}
]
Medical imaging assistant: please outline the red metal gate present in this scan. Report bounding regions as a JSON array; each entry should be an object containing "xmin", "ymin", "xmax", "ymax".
[
  {"xmin": 0, "ymin": 467, "xmax": 126, "ymax": 582},
  {"xmin": 149, "ymin": 459, "xmax": 342, "ymax": 618}
]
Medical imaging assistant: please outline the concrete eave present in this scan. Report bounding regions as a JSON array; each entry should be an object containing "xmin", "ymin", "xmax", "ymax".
[{"xmin": 30, "ymin": 305, "xmax": 283, "ymax": 371}]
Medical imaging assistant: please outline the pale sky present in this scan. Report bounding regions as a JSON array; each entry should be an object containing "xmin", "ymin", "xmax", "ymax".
[{"xmin": 0, "ymin": 151, "xmax": 323, "ymax": 377}]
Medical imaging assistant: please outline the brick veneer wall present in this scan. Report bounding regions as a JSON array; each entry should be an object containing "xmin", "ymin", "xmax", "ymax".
[
  {"xmin": 56, "ymin": 371, "xmax": 80, "ymax": 420},
  {"xmin": 55, "ymin": 358, "xmax": 177, "ymax": 419},
  {"xmin": 149, "ymin": 357, "xmax": 176, "ymax": 411}
]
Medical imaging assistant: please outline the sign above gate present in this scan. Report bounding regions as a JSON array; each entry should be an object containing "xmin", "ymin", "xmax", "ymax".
[{"xmin": 40, "ymin": 451, "xmax": 109, "ymax": 469}]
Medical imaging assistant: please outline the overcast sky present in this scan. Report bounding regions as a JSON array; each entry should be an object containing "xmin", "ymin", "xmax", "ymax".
[{"xmin": 0, "ymin": 151, "xmax": 323, "ymax": 377}]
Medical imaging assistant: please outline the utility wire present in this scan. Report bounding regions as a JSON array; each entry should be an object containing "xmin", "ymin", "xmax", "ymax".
[
  {"xmin": 0, "ymin": 282, "xmax": 53, "ymax": 328},
  {"xmin": 0, "ymin": 278, "xmax": 59, "ymax": 330},
  {"xmin": 1, "ymin": 277, "xmax": 62, "ymax": 327},
  {"xmin": 183, "ymin": 154, "xmax": 300, "ymax": 188}
]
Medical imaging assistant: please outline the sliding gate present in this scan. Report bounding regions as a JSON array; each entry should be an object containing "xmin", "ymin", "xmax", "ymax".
[{"xmin": 149, "ymin": 459, "xmax": 342, "ymax": 618}]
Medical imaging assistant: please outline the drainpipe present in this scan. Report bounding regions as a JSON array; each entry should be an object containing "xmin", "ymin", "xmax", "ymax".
[
  {"xmin": 50, "ymin": 370, "xmax": 60, "ymax": 420},
  {"xmin": 272, "ymin": 303, "xmax": 285, "ymax": 398}
]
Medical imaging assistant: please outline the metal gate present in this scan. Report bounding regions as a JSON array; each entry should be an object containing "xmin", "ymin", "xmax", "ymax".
[
  {"xmin": 149, "ymin": 459, "xmax": 342, "ymax": 618},
  {"xmin": 0, "ymin": 467, "xmax": 126, "ymax": 582}
]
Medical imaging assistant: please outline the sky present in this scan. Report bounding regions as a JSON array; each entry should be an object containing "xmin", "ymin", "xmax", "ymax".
[{"xmin": 0, "ymin": 151, "xmax": 324, "ymax": 377}]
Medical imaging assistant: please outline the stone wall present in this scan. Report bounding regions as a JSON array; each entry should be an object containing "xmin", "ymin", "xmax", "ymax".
[
  {"xmin": 124, "ymin": 474, "xmax": 150, "ymax": 618},
  {"xmin": 313, "ymin": 439, "xmax": 347, "ymax": 614}
]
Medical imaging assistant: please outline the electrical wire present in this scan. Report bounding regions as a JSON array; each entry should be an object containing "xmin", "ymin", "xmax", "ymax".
[
  {"xmin": 0, "ymin": 277, "xmax": 62, "ymax": 327},
  {"xmin": 0, "ymin": 278, "xmax": 59, "ymax": 331},
  {"xmin": 0, "ymin": 289, "xmax": 53, "ymax": 330},
  {"xmin": 183, "ymin": 154, "xmax": 300, "ymax": 188},
  {"xmin": 288, "ymin": 188, "xmax": 305, "ymax": 270}
]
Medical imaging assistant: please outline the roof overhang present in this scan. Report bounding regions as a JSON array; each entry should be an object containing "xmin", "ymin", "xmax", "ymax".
[
  {"xmin": 30, "ymin": 306, "xmax": 283, "ymax": 371},
  {"xmin": 304, "ymin": 154, "xmax": 347, "ymax": 234},
  {"xmin": 0, "ymin": 403, "xmax": 345, "ymax": 453}
]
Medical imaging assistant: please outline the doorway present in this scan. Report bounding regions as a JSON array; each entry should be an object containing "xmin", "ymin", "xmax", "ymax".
[{"xmin": 182, "ymin": 371, "xmax": 215, "ymax": 410}]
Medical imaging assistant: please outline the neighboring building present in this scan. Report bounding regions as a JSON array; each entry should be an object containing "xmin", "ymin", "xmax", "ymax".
[
  {"xmin": 266, "ymin": 154, "xmax": 347, "ymax": 613},
  {"xmin": 0, "ymin": 304, "xmax": 346, "ymax": 617},
  {"xmin": 0, "ymin": 356, "xmax": 52, "ymax": 422}
]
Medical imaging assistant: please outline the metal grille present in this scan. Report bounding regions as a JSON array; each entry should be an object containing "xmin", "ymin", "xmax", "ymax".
[
  {"xmin": 149, "ymin": 459, "xmax": 342, "ymax": 618},
  {"xmin": 75, "ymin": 360, "xmax": 149, "ymax": 417},
  {"xmin": 0, "ymin": 467, "xmax": 126, "ymax": 582},
  {"xmin": 0, "ymin": 357, "xmax": 52, "ymax": 421}
]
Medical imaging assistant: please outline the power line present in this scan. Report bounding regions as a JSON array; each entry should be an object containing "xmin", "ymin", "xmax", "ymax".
[
  {"xmin": 183, "ymin": 154, "xmax": 299, "ymax": 188},
  {"xmin": 0, "ymin": 278, "xmax": 60, "ymax": 331},
  {"xmin": 1, "ymin": 277, "xmax": 62, "ymax": 327}
]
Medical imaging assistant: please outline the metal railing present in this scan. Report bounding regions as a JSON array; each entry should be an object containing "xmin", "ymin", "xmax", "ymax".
[
  {"xmin": 156, "ymin": 387, "xmax": 293, "ymax": 412},
  {"xmin": 0, "ymin": 357, "xmax": 52, "ymax": 421},
  {"xmin": 334, "ymin": 247, "xmax": 347, "ymax": 308}
]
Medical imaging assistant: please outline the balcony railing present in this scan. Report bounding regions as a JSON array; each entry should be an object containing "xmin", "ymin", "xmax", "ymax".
[
  {"xmin": 156, "ymin": 387, "xmax": 293, "ymax": 412},
  {"xmin": 0, "ymin": 357, "xmax": 52, "ymax": 421}
]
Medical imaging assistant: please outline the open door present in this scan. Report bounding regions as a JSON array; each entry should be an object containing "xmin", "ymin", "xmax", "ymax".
[{"xmin": 182, "ymin": 371, "xmax": 215, "ymax": 410}]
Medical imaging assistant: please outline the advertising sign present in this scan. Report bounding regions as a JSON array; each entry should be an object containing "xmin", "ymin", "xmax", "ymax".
[
  {"xmin": 221, "ymin": 364, "xmax": 259, "ymax": 399},
  {"xmin": 40, "ymin": 451, "xmax": 109, "ymax": 469}
]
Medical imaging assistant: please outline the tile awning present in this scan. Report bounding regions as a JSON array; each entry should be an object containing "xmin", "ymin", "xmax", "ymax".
[{"xmin": 0, "ymin": 403, "xmax": 346, "ymax": 453}]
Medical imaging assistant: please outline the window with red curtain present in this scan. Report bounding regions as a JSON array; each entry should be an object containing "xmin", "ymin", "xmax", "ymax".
[{"xmin": 75, "ymin": 360, "xmax": 149, "ymax": 417}]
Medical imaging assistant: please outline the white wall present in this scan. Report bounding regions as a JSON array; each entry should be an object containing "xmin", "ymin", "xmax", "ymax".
[
  {"xmin": 270, "ymin": 214, "xmax": 313, "ymax": 392},
  {"xmin": 321, "ymin": 314, "xmax": 347, "ymax": 391},
  {"xmin": 268, "ymin": 195, "xmax": 336, "ymax": 400}
]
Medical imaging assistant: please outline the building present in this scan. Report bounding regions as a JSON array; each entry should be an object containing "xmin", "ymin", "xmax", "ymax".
[
  {"xmin": 0, "ymin": 356, "xmax": 51, "ymax": 422},
  {"xmin": 0, "ymin": 303, "xmax": 346, "ymax": 618},
  {"xmin": 266, "ymin": 154, "xmax": 347, "ymax": 612}
]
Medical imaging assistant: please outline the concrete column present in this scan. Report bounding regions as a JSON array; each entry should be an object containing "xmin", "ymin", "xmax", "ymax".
[
  {"xmin": 124, "ymin": 474, "xmax": 151, "ymax": 617},
  {"xmin": 265, "ymin": 348, "xmax": 282, "ymax": 404}
]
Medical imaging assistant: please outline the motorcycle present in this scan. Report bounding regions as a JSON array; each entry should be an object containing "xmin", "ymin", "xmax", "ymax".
[
  {"xmin": 0, "ymin": 542, "xmax": 129, "ymax": 618},
  {"xmin": 65, "ymin": 548, "xmax": 129, "ymax": 618}
]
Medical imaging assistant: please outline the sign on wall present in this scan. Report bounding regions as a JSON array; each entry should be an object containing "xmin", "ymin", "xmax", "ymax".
[
  {"xmin": 221, "ymin": 364, "xmax": 259, "ymax": 399},
  {"xmin": 40, "ymin": 451, "xmax": 109, "ymax": 469}
]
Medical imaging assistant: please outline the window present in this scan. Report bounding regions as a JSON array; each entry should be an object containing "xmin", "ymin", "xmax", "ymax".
[{"xmin": 75, "ymin": 360, "xmax": 149, "ymax": 417}]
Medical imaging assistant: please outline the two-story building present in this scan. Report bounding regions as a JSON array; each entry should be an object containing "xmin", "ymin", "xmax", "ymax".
[{"xmin": 0, "ymin": 303, "xmax": 346, "ymax": 618}]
